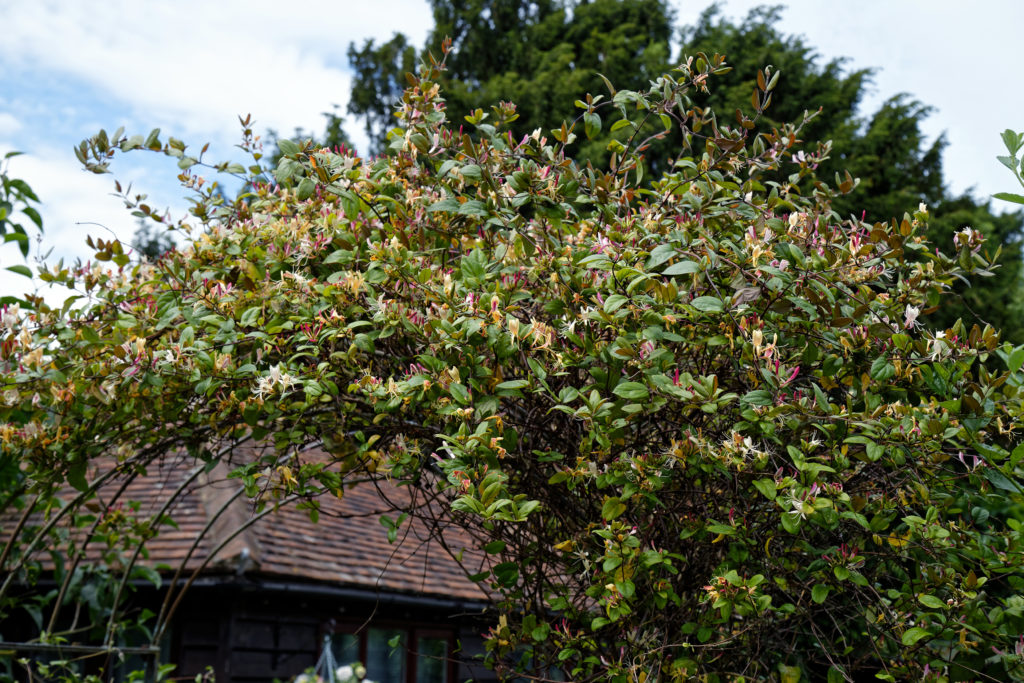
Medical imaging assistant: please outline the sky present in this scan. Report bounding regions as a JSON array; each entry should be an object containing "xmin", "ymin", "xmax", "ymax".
[{"xmin": 1, "ymin": 0, "xmax": 1022, "ymax": 301}]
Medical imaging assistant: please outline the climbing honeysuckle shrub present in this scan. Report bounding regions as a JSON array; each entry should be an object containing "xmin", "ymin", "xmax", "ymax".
[{"xmin": 1, "ymin": 48, "xmax": 1023, "ymax": 682}]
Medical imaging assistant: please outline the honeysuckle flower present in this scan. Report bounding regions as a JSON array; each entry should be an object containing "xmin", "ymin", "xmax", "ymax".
[
  {"xmin": 958, "ymin": 451, "xmax": 982, "ymax": 471},
  {"xmin": 2, "ymin": 304, "xmax": 20, "ymax": 331},
  {"xmin": 751, "ymin": 329, "xmax": 764, "ymax": 356},
  {"xmin": 789, "ymin": 495, "xmax": 813, "ymax": 519},
  {"xmin": 903, "ymin": 305, "xmax": 920, "ymax": 329},
  {"xmin": 253, "ymin": 364, "xmax": 298, "ymax": 400}
]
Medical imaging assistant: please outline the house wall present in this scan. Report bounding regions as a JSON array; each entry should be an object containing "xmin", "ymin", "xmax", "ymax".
[{"xmin": 172, "ymin": 581, "xmax": 496, "ymax": 683}]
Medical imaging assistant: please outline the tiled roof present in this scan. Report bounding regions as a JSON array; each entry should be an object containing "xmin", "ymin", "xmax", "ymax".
[
  {"xmin": 7, "ymin": 448, "xmax": 489, "ymax": 603},
  {"xmin": 246, "ymin": 469, "xmax": 488, "ymax": 600}
]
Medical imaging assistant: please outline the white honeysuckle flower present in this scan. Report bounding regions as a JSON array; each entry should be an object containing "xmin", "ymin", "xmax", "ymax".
[
  {"xmin": 253, "ymin": 376, "xmax": 274, "ymax": 400},
  {"xmin": 2, "ymin": 303, "xmax": 20, "ymax": 331},
  {"xmin": 903, "ymin": 305, "xmax": 920, "ymax": 329},
  {"xmin": 335, "ymin": 665, "xmax": 354, "ymax": 682},
  {"xmin": 919, "ymin": 202, "xmax": 928, "ymax": 213}
]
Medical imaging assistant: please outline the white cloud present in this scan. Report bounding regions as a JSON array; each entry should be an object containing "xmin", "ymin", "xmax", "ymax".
[
  {"xmin": 0, "ymin": 0, "xmax": 433, "ymax": 147},
  {"xmin": 0, "ymin": 113, "xmax": 20, "ymax": 136}
]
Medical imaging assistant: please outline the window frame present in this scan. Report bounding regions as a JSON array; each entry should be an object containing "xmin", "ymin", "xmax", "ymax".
[{"xmin": 323, "ymin": 620, "xmax": 456, "ymax": 683}]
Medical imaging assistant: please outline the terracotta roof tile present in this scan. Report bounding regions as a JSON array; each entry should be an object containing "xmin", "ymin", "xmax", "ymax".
[{"xmin": 5, "ymin": 449, "xmax": 487, "ymax": 603}]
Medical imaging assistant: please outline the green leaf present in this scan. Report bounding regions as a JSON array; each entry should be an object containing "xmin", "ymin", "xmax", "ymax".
[
  {"xmin": 323, "ymin": 249, "xmax": 351, "ymax": 264},
  {"xmin": 690, "ymin": 296, "xmax": 723, "ymax": 312},
  {"xmin": 67, "ymin": 461, "xmax": 88, "ymax": 492},
  {"xmin": 604, "ymin": 294, "xmax": 628, "ymax": 313},
  {"xmin": 277, "ymin": 138, "xmax": 301, "ymax": 156},
  {"xmin": 869, "ymin": 356, "xmax": 895, "ymax": 382},
  {"xmin": 610, "ymin": 118, "xmax": 634, "ymax": 133},
  {"xmin": 778, "ymin": 664, "xmax": 801, "ymax": 683},
  {"xmin": 812, "ymin": 383, "xmax": 830, "ymax": 412},
  {"xmin": 601, "ymin": 497, "xmax": 627, "ymax": 520},
  {"xmin": 984, "ymin": 467, "xmax": 1020, "ymax": 492},
  {"xmin": 613, "ymin": 381, "xmax": 648, "ymax": 400},
  {"xmin": 1001, "ymin": 128, "xmax": 1023, "ymax": 154},
  {"xmin": 996, "ymin": 155, "xmax": 1018, "ymax": 172},
  {"xmin": 901, "ymin": 626, "xmax": 931, "ymax": 646},
  {"xmin": 496, "ymin": 379, "xmax": 529, "ymax": 390},
  {"xmin": 427, "ymin": 197, "xmax": 461, "ymax": 213},
  {"xmin": 993, "ymin": 192, "xmax": 1024, "ymax": 205},
  {"xmin": 918, "ymin": 594, "xmax": 945, "ymax": 609},
  {"xmin": 296, "ymin": 177, "xmax": 316, "ymax": 200},
  {"xmin": 5, "ymin": 264, "xmax": 31, "ymax": 277},
  {"xmin": 1008, "ymin": 346, "xmax": 1024, "ymax": 373},
  {"xmin": 645, "ymin": 244, "xmax": 675, "ymax": 269},
  {"xmin": 811, "ymin": 584, "xmax": 830, "ymax": 604},
  {"xmin": 458, "ymin": 200, "xmax": 489, "ymax": 217},
  {"xmin": 483, "ymin": 540, "xmax": 506, "ymax": 554},
  {"xmin": 437, "ymin": 159, "xmax": 458, "ymax": 178},
  {"xmin": 527, "ymin": 357, "xmax": 547, "ymax": 381},
  {"xmin": 752, "ymin": 478, "xmax": 776, "ymax": 500},
  {"xmin": 742, "ymin": 389, "xmax": 774, "ymax": 406},
  {"xmin": 130, "ymin": 564, "xmax": 162, "ymax": 589},
  {"xmin": 584, "ymin": 112, "xmax": 602, "ymax": 139},
  {"xmin": 578, "ymin": 253, "xmax": 612, "ymax": 269},
  {"xmin": 449, "ymin": 382, "xmax": 470, "ymax": 405},
  {"xmin": 662, "ymin": 260, "xmax": 698, "ymax": 276}
]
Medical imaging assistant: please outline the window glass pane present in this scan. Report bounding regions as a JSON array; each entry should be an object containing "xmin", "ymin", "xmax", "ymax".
[
  {"xmin": 330, "ymin": 632, "xmax": 361, "ymax": 669},
  {"xmin": 415, "ymin": 636, "xmax": 448, "ymax": 683},
  {"xmin": 366, "ymin": 628, "xmax": 405, "ymax": 683}
]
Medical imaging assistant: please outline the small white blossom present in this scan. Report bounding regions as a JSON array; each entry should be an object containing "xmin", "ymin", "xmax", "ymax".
[
  {"xmin": 2, "ymin": 304, "xmax": 20, "ymax": 331},
  {"xmin": 903, "ymin": 305, "xmax": 921, "ymax": 329},
  {"xmin": 253, "ymin": 364, "xmax": 298, "ymax": 400}
]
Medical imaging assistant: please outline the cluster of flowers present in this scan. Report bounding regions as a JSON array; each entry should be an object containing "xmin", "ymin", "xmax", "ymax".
[{"xmin": 293, "ymin": 663, "xmax": 375, "ymax": 683}]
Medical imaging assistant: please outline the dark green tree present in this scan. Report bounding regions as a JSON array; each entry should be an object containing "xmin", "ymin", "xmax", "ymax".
[
  {"xmin": 926, "ymin": 196, "xmax": 1024, "ymax": 340},
  {"xmin": 348, "ymin": 0, "xmax": 672, "ymax": 159},
  {"xmin": 130, "ymin": 217, "xmax": 176, "ymax": 261},
  {"xmin": 347, "ymin": 33, "xmax": 421, "ymax": 156}
]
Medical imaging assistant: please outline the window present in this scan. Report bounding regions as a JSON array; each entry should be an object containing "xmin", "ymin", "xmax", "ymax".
[{"xmin": 327, "ymin": 624, "xmax": 453, "ymax": 683}]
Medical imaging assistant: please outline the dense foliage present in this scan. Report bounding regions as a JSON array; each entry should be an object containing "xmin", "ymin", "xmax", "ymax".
[
  {"xmin": 348, "ymin": 2, "xmax": 1024, "ymax": 342},
  {"xmin": 4, "ymin": 51, "xmax": 1024, "ymax": 682}
]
